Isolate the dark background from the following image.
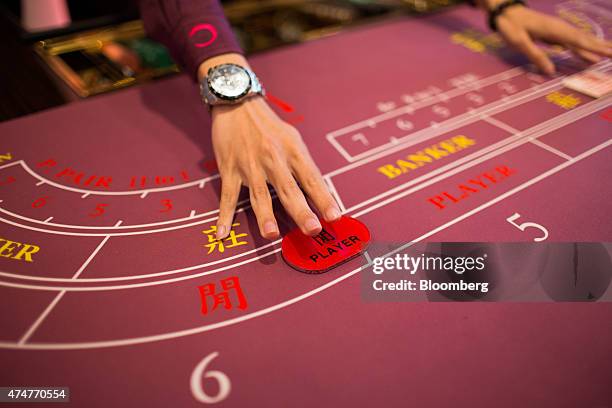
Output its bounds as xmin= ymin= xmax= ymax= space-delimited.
xmin=0 ymin=0 xmax=139 ymax=121
xmin=0 ymin=0 xmax=443 ymax=122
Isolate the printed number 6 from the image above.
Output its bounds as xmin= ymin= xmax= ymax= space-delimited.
xmin=506 ymin=213 xmax=549 ymax=242
xmin=190 ymin=352 xmax=231 ymax=404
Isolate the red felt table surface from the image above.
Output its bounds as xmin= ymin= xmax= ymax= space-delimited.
xmin=0 ymin=0 xmax=611 ymax=406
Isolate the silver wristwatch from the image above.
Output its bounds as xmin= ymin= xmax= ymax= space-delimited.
xmin=200 ymin=63 xmax=264 ymax=106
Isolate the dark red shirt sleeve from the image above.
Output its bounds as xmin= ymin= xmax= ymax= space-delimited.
xmin=139 ymin=0 xmax=243 ymax=81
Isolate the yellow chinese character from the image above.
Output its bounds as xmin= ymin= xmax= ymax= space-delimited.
xmin=203 ymin=223 xmax=248 ymax=254
xmin=546 ymin=91 xmax=581 ymax=110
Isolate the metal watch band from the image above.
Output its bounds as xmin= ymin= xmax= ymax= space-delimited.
xmin=488 ymin=0 xmax=527 ymax=31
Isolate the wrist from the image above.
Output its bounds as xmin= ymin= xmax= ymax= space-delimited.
xmin=199 ymin=55 xmax=264 ymax=111
xmin=486 ymin=0 xmax=527 ymax=31
xmin=210 ymin=94 xmax=267 ymax=118
xmin=475 ymin=0 xmax=505 ymax=11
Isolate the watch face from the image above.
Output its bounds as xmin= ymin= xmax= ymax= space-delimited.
xmin=208 ymin=64 xmax=251 ymax=100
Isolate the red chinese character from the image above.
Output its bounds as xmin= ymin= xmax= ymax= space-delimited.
xmin=197 ymin=276 xmax=248 ymax=315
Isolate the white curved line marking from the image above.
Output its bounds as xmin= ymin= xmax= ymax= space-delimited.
xmin=1 ymin=161 xmax=247 ymax=231
xmin=0 ymin=239 xmax=281 ymax=283
xmin=0 ymin=207 xmax=244 ymax=237
xmin=17 ymin=224 xmax=119 ymax=345
xmin=556 ymin=4 xmax=605 ymax=39
xmin=0 ymin=161 xmax=20 ymax=171
xmin=0 ymin=262 xmax=364 ymax=350
xmin=0 ymin=200 xmax=251 ymax=232
xmin=20 ymin=161 xmax=220 ymax=196
xmin=0 ymin=247 xmax=282 ymax=291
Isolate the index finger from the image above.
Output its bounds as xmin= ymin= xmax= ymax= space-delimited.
xmin=501 ymin=25 xmax=555 ymax=75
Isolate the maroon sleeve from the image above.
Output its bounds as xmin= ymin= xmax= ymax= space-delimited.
xmin=139 ymin=0 xmax=243 ymax=81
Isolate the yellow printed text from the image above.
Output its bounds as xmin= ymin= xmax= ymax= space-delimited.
xmin=450 ymin=30 xmax=503 ymax=54
xmin=546 ymin=91 xmax=582 ymax=110
xmin=0 ymin=237 xmax=40 ymax=262
xmin=0 ymin=153 xmax=13 ymax=163
xmin=377 ymin=135 xmax=477 ymax=180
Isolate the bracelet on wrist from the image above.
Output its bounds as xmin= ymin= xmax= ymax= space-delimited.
xmin=488 ymin=0 xmax=527 ymax=31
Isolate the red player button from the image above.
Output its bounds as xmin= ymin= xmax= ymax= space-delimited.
xmin=281 ymin=216 xmax=371 ymax=274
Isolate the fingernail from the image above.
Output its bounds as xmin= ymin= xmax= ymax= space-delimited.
xmin=325 ymin=207 xmax=341 ymax=221
xmin=216 ymin=225 xmax=228 ymax=240
xmin=305 ymin=217 xmax=322 ymax=234
xmin=263 ymin=221 xmax=278 ymax=236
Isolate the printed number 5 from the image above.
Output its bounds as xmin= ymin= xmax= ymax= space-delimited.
xmin=190 ymin=352 xmax=231 ymax=404
xmin=506 ymin=213 xmax=549 ymax=242
xmin=160 ymin=199 xmax=172 ymax=212
xmin=89 ymin=203 xmax=108 ymax=217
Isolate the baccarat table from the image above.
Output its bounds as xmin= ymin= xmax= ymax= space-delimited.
xmin=1 ymin=0 xmax=611 ymax=406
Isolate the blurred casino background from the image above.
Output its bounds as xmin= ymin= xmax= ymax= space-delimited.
xmin=0 ymin=0 xmax=457 ymax=121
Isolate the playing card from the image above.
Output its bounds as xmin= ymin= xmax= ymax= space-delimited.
xmin=562 ymin=70 xmax=612 ymax=98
